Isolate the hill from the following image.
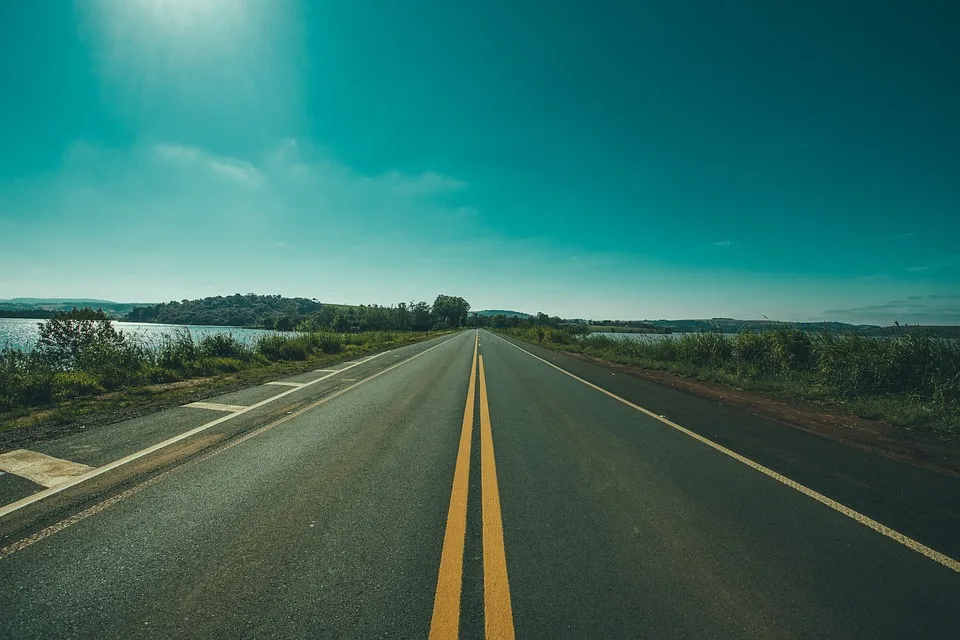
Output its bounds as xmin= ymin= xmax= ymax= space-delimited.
xmin=639 ymin=319 xmax=879 ymax=334
xmin=0 ymin=298 xmax=152 ymax=317
xmin=472 ymin=309 xmax=532 ymax=318
xmin=125 ymin=294 xmax=323 ymax=329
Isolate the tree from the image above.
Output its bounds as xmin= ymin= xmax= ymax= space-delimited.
xmin=410 ymin=301 xmax=432 ymax=331
xmin=432 ymin=295 xmax=471 ymax=328
xmin=37 ymin=308 xmax=126 ymax=370
xmin=331 ymin=311 xmax=351 ymax=332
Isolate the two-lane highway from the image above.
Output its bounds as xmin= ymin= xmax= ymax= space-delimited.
xmin=1 ymin=329 xmax=958 ymax=638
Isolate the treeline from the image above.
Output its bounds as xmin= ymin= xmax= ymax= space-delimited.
xmin=0 ymin=309 xmax=58 ymax=319
xmin=467 ymin=311 xmax=574 ymax=330
xmin=300 ymin=295 xmax=471 ymax=332
xmin=125 ymin=293 xmax=472 ymax=332
xmin=125 ymin=294 xmax=323 ymax=329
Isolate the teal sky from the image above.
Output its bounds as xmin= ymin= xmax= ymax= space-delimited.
xmin=2 ymin=1 xmax=958 ymax=324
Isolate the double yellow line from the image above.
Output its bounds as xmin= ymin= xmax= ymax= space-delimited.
xmin=429 ymin=332 xmax=516 ymax=639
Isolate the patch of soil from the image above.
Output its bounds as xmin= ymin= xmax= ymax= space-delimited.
xmin=575 ymin=353 xmax=960 ymax=477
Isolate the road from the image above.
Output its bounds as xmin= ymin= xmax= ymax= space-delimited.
xmin=0 ymin=329 xmax=958 ymax=638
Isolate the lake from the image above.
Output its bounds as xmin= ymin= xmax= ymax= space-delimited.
xmin=586 ymin=332 xmax=691 ymax=342
xmin=0 ymin=317 xmax=286 ymax=352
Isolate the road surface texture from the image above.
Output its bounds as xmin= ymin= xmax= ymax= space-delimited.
xmin=1 ymin=329 xmax=957 ymax=639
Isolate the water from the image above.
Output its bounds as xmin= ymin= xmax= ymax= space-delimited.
xmin=0 ymin=317 xmax=287 ymax=352
xmin=586 ymin=332 xmax=695 ymax=342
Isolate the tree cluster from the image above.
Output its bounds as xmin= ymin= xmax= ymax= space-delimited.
xmin=125 ymin=294 xmax=324 ymax=329
xmin=125 ymin=294 xmax=473 ymax=332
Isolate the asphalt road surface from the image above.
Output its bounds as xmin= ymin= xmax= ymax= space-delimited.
xmin=1 ymin=330 xmax=958 ymax=639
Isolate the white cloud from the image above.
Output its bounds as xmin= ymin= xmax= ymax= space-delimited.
xmin=209 ymin=159 xmax=264 ymax=186
xmin=713 ymin=240 xmax=733 ymax=247
xmin=155 ymin=143 xmax=202 ymax=162
xmin=377 ymin=170 xmax=467 ymax=195
xmin=155 ymin=143 xmax=264 ymax=186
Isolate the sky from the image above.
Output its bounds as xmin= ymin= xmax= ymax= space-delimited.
xmin=1 ymin=0 xmax=958 ymax=325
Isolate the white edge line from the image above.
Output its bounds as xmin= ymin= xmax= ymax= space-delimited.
xmin=0 ymin=334 xmax=469 ymax=559
xmin=490 ymin=332 xmax=960 ymax=574
xmin=0 ymin=336 xmax=459 ymax=519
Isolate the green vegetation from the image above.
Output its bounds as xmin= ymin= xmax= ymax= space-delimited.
xmin=125 ymin=294 xmax=324 ymax=328
xmin=124 ymin=293 xmax=473 ymax=332
xmin=0 ymin=298 xmax=150 ymax=318
xmin=472 ymin=309 xmax=532 ymax=318
xmin=501 ymin=326 xmax=960 ymax=438
xmin=0 ymin=308 xmax=450 ymax=422
xmin=587 ymin=324 xmax=667 ymax=334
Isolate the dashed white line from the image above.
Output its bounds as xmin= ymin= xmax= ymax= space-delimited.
xmin=0 ymin=450 xmax=95 ymax=488
xmin=0 ymin=340 xmax=451 ymax=519
xmin=266 ymin=381 xmax=306 ymax=387
xmin=184 ymin=402 xmax=248 ymax=412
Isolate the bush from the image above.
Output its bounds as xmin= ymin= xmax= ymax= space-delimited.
xmin=145 ymin=366 xmax=183 ymax=384
xmin=192 ymin=357 xmax=245 ymax=376
xmin=155 ymin=331 xmax=197 ymax=373
xmin=52 ymin=372 xmax=106 ymax=401
xmin=197 ymin=334 xmax=252 ymax=361
xmin=256 ymin=332 xmax=343 ymax=361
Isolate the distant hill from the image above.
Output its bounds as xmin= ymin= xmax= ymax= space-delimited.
xmin=639 ymin=319 xmax=879 ymax=334
xmin=0 ymin=297 xmax=123 ymax=305
xmin=125 ymin=294 xmax=324 ymax=329
xmin=472 ymin=309 xmax=532 ymax=318
xmin=860 ymin=325 xmax=960 ymax=338
xmin=0 ymin=298 xmax=153 ymax=318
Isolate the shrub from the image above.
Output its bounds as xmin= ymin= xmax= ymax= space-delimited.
xmin=52 ymin=372 xmax=106 ymax=401
xmin=197 ymin=334 xmax=252 ymax=361
xmin=36 ymin=309 xmax=127 ymax=371
xmin=192 ymin=357 xmax=245 ymax=376
xmin=155 ymin=331 xmax=197 ymax=373
xmin=145 ymin=366 xmax=183 ymax=384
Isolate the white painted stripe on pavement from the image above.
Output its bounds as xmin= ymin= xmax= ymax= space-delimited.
xmin=183 ymin=402 xmax=248 ymax=412
xmin=493 ymin=333 xmax=960 ymax=574
xmin=0 ymin=450 xmax=95 ymax=488
xmin=0 ymin=333 xmax=469 ymax=558
xmin=0 ymin=335 xmax=461 ymax=519
xmin=314 ymin=369 xmax=338 ymax=373
xmin=265 ymin=381 xmax=305 ymax=387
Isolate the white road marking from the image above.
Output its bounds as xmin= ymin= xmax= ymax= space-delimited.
xmin=183 ymin=402 xmax=248 ymax=412
xmin=0 ymin=335 xmax=462 ymax=519
xmin=266 ymin=381 xmax=305 ymax=387
xmin=493 ymin=333 xmax=960 ymax=574
xmin=314 ymin=369 xmax=338 ymax=373
xmin=0 ymin=333 xmax=469 ymax=558
xmin=0 ymin=450 xmax=95 ymax=488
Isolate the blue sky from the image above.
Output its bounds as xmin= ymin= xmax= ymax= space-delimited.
xmin=1 ymin=0 xmax=958 ymax=324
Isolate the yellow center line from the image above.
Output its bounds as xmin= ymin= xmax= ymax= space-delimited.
xmin=429 ymin=332 xmax=479 ymax=640
xmin=479 ymin=354 xmax=516 ymax=640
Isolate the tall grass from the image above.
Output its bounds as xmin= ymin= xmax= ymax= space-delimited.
xmin=504 ymin=327 xmax=960 ymax=436
xmin=0 ymin=321 xmax=432 ymax=414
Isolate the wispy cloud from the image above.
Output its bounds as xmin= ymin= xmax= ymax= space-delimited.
xmin=906 ymin=266 xmax=931 ymax=272
xmin=375 ymin=170 xmax=467 ymax=196
xmin=713 ymin=240 xmax=733 ymax=247
xmin=155 ymin=143 xmax=264 ymax=187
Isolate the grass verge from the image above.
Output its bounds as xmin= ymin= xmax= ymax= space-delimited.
xmin=498 ymin=327 xmax=959 ymax=442
xmin=1 ymin=327 xmax=450 ymax=445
